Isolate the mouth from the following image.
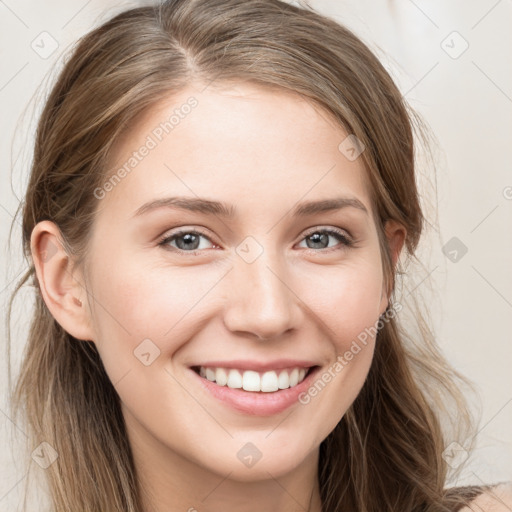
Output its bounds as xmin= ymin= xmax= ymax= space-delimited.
xmin=188 ymin=363 xmax=321 ymax=416
xmin=191 ymin=365 xmax=316 ymax=392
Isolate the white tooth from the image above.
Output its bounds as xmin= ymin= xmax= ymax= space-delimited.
xmin=289 ymin=368 xmax=299 ymax=387
xmin=205 ymin=367 xmax=216 ymax=382
xmin=260 ymin=371 xmax=279 ymax=392
xmin=215 ymin=368 xmax=228 ymax=386
xmin=201 ymin=366 xmax=306 ymax=390
xmin=227 ymin=369 xmax=243 ymax=389
xmin=278 ymin=370 xmax=290 ymax=389
xmin=242 ymin=370 xmax=260 ymax=391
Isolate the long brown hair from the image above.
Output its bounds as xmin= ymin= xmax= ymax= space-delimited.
xmin=7 ymin=0 xmax=481 ymax=510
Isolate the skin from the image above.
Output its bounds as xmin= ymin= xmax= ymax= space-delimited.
xmin=31 ymin=81 xmax=406 ymax=512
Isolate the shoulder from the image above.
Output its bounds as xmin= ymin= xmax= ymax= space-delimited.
xmin=458 ymin=482 xmax=512 ymax=512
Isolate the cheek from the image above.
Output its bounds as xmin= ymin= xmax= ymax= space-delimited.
xmin=86 ymin=254 xmax=229 ymax=373
xmin=294 ymin=253 xmax=385 ymax=349
xmin=292 ymin=255 xmax=384 ymax=421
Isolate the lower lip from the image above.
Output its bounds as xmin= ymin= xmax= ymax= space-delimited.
xmin=189 ymin=366 xmax=320 ymax=416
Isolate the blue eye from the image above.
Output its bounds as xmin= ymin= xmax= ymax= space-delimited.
xmin=298 ymin=228 xmax=353 ymax=251
xmin=158 ymin=229 xmax=214 ymax=254
xmin=157 ymin=227 xmax=353 ymax=255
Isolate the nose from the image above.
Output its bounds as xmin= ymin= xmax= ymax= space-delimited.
xmin=222 ymin=247 xmax=303 ymax=341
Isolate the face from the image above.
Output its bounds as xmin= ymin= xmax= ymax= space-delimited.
xmin=34 ymin=82 xmax=403 ymax=486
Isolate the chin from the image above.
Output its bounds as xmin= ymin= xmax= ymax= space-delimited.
xmin=194 ymin=437 xmax=316 ymax=482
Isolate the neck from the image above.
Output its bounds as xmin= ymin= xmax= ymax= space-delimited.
xmin=141 ymin=471 xmax=323 ymax=512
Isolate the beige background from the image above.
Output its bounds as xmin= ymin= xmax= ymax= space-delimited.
xmin=1 ymin=0 xmax=511 ymax=509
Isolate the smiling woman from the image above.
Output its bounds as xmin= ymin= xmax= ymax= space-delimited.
xmin=5 ymin=1 xmax=511 ymax=512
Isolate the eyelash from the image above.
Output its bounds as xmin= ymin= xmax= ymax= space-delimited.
xmin=157 ymin=227 xmax=354 ymax=256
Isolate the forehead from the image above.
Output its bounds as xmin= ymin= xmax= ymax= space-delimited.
xmin=99 ymin=81 xmax=374 ymax=221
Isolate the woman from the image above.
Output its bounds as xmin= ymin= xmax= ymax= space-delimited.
xmin=7 ymin=0 xmax=511 ymax=510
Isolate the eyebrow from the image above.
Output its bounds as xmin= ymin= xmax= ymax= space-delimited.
xmin=133 ymin=195 xmax=369 ymax=218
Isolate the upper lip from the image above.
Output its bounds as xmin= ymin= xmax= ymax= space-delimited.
xmin=190 ymin=359 xmax=319 ymax=372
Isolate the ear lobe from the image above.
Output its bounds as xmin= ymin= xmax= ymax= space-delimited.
xmin=30 ymin=220 xmax=95 ymax=342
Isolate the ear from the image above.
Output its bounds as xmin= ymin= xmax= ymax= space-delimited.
xmin=379 ymin=219 xmax=407 ymax=315
xmin=385 ymin=219 xmax=406 ymax=269
xmin=30 ymin=220 xmax=96 ymax=342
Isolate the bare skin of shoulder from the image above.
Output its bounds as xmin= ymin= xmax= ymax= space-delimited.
xmin=459 ymin=482 xmax=512 ymax=512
